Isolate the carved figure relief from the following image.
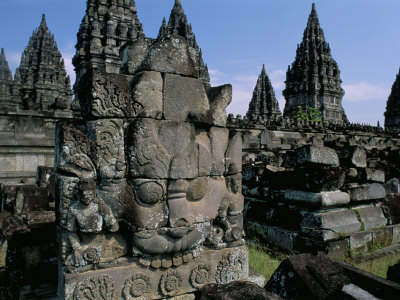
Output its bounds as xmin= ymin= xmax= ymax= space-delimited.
xmin=66 ymin=179 xmax=119 ymax=267
xmin=215 ymin=251 xmax=247 ymax=284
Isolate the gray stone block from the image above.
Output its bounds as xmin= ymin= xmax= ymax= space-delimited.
xmin=282 ymin=190 xmax=350 ymax=208
xmin=131 ymin=71 xmax=163 ymax=119
xmin=225 ymin=131 xmax=242 ymax=175
xmin=346 ymin=183 xmax=386 ymax=201
xmin=338 ymin=146 xmax=367 ymax=168
xmin=300 ymin=209 xmax=361 ymax=241
xmin=357 ymin=206 xmax=388 ymax=230
xmin=393 ymin=224 xmax=400 ymax=243
xmin=372 ymin=227 xmax=393 ymax=246
xmin=360 ymin=168 xmax=385 ymax=183
xmin=384 ymin=178 xmax=400 ymax=195
xmin=267 ymin=226 xmax=297 ymax=251
xmin=206 ymin=84 xmax=232 ymax=127
xmin=140 ymin=34 xmax=198 ymax=78
xmin=296 ymin=145 xmax=339 ymax=167
xmin=163 ymin=73 xmax=209 ymax=123
xmin=349 ymin=231 xmax=372 ymax=251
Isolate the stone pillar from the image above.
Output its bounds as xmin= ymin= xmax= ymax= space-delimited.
xmin=55 ymin=33 xmax=247 ymax=299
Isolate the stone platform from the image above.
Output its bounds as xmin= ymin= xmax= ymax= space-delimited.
xmin=61 ymin=246 xmax=248 ymax=299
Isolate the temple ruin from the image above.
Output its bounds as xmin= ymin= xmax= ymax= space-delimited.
xmin=55 ymin=0 xmax=246 ymax=299
xmin=1 ymin=1 xmax=400 ymax=299
xmin=283 ymin=4 xmax=347 ymax=123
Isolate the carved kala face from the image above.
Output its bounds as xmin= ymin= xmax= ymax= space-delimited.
xmin=128 ymin=118 xmax=235 ymax=256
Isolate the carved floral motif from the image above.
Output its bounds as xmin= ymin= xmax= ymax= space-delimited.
xmin=159 ymin=270 xmax=183 ymax=296
xmin=90 ymin=70 xmax=143 ymax=118
xmin=122 ymin=274 xmax=151 ymax=300
xmin=73 ymin=275 xmax=115 ymax=300
xmin=190 ymin=264 xmax=212 ymax=288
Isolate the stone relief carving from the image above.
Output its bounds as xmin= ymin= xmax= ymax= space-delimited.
xmin=57 ymin=1 xmax=246 ymax=297
xmin=66 ymin=179 xmax=119 ymax=267
xmin=81 ymin=70 xmax=143 ymax=118
xmin=190 ymin=264 xmax=212 ymax=288
xmin=215 ymin=251 xmax=247 ymax=284
xmin=122 ymin=274 xmax=151 ymax=300
xmin=87 ymin=119 xmax=126 ymax=179
xmin=73 ymin=275 xmax=116 ymax=300
xmin=159 ymin=270 xmax=183 ymax=297
xmin=56 ymin=123 xmax=97 ymax=179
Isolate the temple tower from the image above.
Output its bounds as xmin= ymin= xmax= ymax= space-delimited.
xmin=73 ymin=0 xmax=144 ymax=84
xmin=384 ymin=68 xmax=400 ymax=129
xmin=283 ymin=3 xmax=346 ymax=123
xmin=0 ymin=48 xmax=17 ymax=111
xmin=14 ymin=14 xmax=72 ymax=110
xmin=246 ymin=65 xmax=281 ymax=121
xmin=158 ymin=0 xmax=210 ymax=88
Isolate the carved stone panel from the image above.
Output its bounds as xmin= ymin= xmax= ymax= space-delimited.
xmin=87 ymin=119 xmax=126 ymax=179
xmin=55 ymin=123 xmax=97 ymax=179
xmin=131 ymin=71 xmax=163 ymax=119
xmin=128 ymin=119 xmax=199 ymax=179
xmin=78 ymin=70 xmax=143 ymax=118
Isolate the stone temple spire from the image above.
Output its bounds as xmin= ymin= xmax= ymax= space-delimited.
xmin=15 ymin=14 xmax=72 ymax=110
xmin=246 ymin=65 xmax=281 ymax=121
xmin=73 ymin=0 xmax=144 ymax=84
xmin=158 ymin=0 xmax=210 ymax=88
xmin=384 ymin=68 xmax=400 ymax=129
xmin=0 ymin=48 xmax=17 ymax=111
xmin=283 ymin=3 xmax=346 ymax=123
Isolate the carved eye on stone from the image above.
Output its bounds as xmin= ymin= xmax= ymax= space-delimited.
xmin=133 ymin=102 xmax=144 ymax=114
xmin=136 ymin=182 xmax=164 ymax=205
xmin=186 ymin=178 xmax=208 ymax=202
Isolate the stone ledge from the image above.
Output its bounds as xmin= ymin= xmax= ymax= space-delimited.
xmin=61 ymin=246 xmax=249 ymax=300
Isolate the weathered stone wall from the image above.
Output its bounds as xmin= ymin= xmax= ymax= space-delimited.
xmin=234 ymin=117 xmax=400 ymax=255
xmin=0 ymin=111 xmax=73 ymax=183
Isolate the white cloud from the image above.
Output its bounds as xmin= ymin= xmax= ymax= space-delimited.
xmin=270 ymin=69 xmax=285 ymax=90
xmin=228 ymin=88 xmax=252 ymax=116
xmin=60 ymin=51 xmax=75 ymax=87
xmin=342 ymin=81 xmax=389 ymax=102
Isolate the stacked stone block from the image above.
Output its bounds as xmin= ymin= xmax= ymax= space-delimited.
xmin=56 ymin=26 xmax=247 ymax=299
xmin=244 ymin=142 xmax=400 ymax=256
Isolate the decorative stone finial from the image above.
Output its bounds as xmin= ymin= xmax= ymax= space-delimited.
xmin=1 ymin=48 xmax=4 ymax=56
xmin=41 ymin=13 xmax=46 ymax=24
xmin=312 ymin=3 xmax=316 ymax=11
xmin=175 ymin=0 xmax=182 ymax=6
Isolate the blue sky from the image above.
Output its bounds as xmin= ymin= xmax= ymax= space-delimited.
xmin=1 ymin=0 xmax=400 ymax=125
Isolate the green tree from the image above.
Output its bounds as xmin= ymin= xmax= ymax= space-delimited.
xmin=293 ymin=106 xmax=323 ymax=122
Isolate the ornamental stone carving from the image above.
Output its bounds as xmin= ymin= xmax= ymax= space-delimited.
xmin=122 ymin=274 xmax=151 ymax=300
xmin=57 ymin=0 xmax=247 ymax=298
xmin=190 ymin=264 xmax=212 ymax=288
xmin=160 ymin=270 xmax=183 ymax=296
xmin=73 ymin=275 xmax=115 ymax=300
